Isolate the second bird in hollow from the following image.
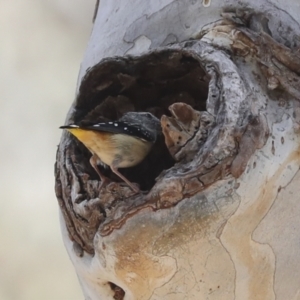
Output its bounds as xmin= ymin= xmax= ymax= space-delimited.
xmin=60 ymin=112 xmax=161 ymax=193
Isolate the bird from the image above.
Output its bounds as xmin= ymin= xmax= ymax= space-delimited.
xmin=60 ymin=112 xmax=161 ymax=193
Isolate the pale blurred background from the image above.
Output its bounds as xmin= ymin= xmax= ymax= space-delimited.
xmin=0 ymin=1 xmax=95 ymax=299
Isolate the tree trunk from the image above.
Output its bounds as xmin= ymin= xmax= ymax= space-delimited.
xmin=55 ymin=1 xmax=300 ymax=299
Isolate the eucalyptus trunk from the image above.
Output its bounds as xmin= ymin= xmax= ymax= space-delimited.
xmin=55 ymin=1 xmax=300 ymax=299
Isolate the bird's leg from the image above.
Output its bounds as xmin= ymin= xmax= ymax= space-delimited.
xmin=89 ymin=154 xmax=110 ymax=190
xmin=110 ymin=164 xmax=140 ymax=193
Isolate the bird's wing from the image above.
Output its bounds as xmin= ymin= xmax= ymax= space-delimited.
xmin=61 ymin=122 xmax=154 ymax=142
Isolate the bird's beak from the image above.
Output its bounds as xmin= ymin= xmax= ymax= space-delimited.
xmin=59 ymin=125 xmax=82 ymax=137
xmin=59 ymin=125 xmax=79 ymax=129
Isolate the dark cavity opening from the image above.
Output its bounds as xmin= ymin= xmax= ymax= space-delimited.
xmin=108 ymin=282 xmax=125 ymax=300
xmin=70 ymin=49 xmax=209 ymax=191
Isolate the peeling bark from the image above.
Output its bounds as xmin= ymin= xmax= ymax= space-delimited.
xmin=55 ymin=1 xmax=300 ymax=299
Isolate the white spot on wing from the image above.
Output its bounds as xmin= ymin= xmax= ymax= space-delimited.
xmin=114 ymin=123 xmax=118 ymax=126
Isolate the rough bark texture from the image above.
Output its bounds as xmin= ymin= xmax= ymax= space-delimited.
xmin=55 ymin=1 xmax=300 ymax=299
